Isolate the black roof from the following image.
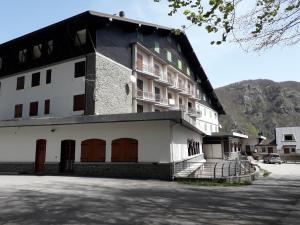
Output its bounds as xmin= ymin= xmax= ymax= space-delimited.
xmin=0 ymin=10 xmax=225 ymax=114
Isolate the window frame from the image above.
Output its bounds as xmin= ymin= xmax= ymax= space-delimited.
xmin=44 ymin=99 xmax=50 ymax=115
xmin=74 ymin=61 xmax=86 ymax=78
xmin=14 ymin=104 xmax=23 ymax=118
xmin=29 ymin=101 xmax=39 ymax=117
xmin=16 ymin=76 xmax=25 ymax=90
xmin=31 ymin=72 xmax=41 ymax=87
xmin=73 ymin=94 xmax=85 ymax=111
xmin=46 ymin=69 xmax=52 ymax=84
xmin=154 ymin=41 xmax=160 ymax=53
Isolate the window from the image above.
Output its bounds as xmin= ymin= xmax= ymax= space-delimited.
xmin=31 ymin=72 xmax=40 ymax=87
xmin=187 ymin=67 xmax=190 ymax=76
xmin=47 ymin=40 xmax=53 ymax=55
xmin=167 ymin=51 xmax=172 ymax=62
xmin=19 ymin=49 xmax=27 ymax=63
xmin=291 ymin=148 xmax=296 ymax=153
xmin=29 ymin=101 xmax=39 ymax=117
xmin=137 ymin=32 xmax=143 ymax=42
xmin=136 ymin=53 xmax=143 ymax=70
xmin=154 ymin=64 xmax=160 ymax=76
xmin=33 ymin=44 xmax=42 ymax=59
xmin=167 ymin=36 xmax=172 ymax=43
xmin=16 ymin=76 xmax=25 ymax=90
xmin=44 ymin=99 xmax=50 ymax=115
xmin=262 ymin=147 xmax=266 ymax=153
xmin=177 ymin=59 xmax=182 ymax=70
xmin=73 ymin=94 xmax=85 ymax=111
xmin=0 ymin=57 xmax=2 ymax=70
xmin=14 ymin=104 xmax=23 ymax=118
xmin=203 ymin=94 xmax=207 ymax=101
xmin=46 ymin=70 xmax=52 ymax=84
xmin=154 ymin=41 xmax=160 ymax=53
xmin=137 ymin=104 xmax=143 ymax=113
xmin=75 ymin=29 xmax=87 ymax=46
xmin=284 ymin=134 xmax=295 ymax=141
xmin=177 ymin=44 xmax=181 ymax=52
xmin=74 ymin=61 xmax=86 ymax=78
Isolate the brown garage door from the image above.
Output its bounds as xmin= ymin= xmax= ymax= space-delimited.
xmin=111 ymin=138 xmax=138 ymax=162
xmin=81 ymin=139 xmax=106 ymax=162
xmin=35 ymin=139 xmax=46 ymax=173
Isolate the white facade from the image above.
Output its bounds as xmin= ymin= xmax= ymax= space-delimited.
xmin=0 ymin=120 xmax=202 ymax=163
xmin=0 ymin=57 xmax=86 ymax=120
xmin=276 ymin=127 xmax=300 ymax=154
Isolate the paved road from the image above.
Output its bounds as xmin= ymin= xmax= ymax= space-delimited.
xmin=0 ymin=164 xmax=299 ymax=225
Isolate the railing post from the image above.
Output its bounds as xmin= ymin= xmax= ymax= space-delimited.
xmin=228 ymin=162 xmax=231 ymax=177
xmin=221 ymin=163 xmax=225 ymax=178
xmin=235 ymin=162 xmax=237 ymax=176
xmin=214 ymin=163 xmax=218 ymax=179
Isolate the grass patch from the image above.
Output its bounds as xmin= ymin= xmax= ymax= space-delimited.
xmin=178 ymin=179 xmax=251 ymax=187
xmin=262 ymin=170 xmax=271 ymax=177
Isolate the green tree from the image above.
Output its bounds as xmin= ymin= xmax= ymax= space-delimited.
xmin=154 ymin=0 xmax=300 ymax=50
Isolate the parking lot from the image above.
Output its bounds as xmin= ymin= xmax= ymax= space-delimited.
xmin=0 ymin=163 xmax=299 ymax=225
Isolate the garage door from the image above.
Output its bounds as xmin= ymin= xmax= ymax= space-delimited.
xmin=81 ymin=139 xmax=106 ymax=162
xmin=111 ymin=138 xmax=138 ymax=162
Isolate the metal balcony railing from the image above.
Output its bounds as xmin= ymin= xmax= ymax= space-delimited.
xmin=136 ymin=62 xmax=154 ymax=74
xmin=155 ymin=94 xmax=169 ymax=105
xmin=136 ymin=90 xmax=155 ymax=101
xmin=179 ymin=104 xmax=186 ymax=112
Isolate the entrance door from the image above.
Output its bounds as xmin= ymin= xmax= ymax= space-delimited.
xmin=35 ymin=139 xmax=46 ymax=173
xmin=155 ymin=87 xmax=160 ymax=102
xmin=60 ymin=140 xmax=75 ymax=173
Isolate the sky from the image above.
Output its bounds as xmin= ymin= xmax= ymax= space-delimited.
xmin=0 ymin=0 xmax=299 ymax=88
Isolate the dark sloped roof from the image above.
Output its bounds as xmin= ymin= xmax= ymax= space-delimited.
xmin=0 ymin=10 xmax=225 ymax=114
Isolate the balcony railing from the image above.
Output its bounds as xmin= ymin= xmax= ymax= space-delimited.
xmin=187 ymin=107 xmax=202 ymax=117
xmin=179 ymin=104 xmax=186 ymax=112
xmin=155 ymin=94 xmax=169 ymax=105
xmin=136 ymin=62 xmax=154 ymax=75
xmin=136 ymin=90 xmax=155 ymax=101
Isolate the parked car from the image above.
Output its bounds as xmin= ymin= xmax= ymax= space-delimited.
xmin=263 ymin=153 xmax=282 ymax=164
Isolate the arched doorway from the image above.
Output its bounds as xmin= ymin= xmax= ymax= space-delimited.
xmin=81 ymin=139 xmax=106 ymax=162
xmin=35 ymin=139 xmax=46 ymax=173
xmin=111 ymin=138 xmax=138 ymax=162
xmin=60 ymin=140 xmax=75 ymax=173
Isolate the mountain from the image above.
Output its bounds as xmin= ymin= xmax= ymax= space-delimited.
xmin=215 ymin=79 xmax=300 ymax=139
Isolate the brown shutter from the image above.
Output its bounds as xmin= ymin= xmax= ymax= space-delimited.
xmin=73 ymin=94 xmax=85 ymax=111
xmin=44 ymin=99 xmax=50 ymax=115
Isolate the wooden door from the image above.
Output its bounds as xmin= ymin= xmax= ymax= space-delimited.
xmin=35 ymin=139 xmax=46 ymax=173
xmin=81 ymin=139 xmax=106 ymax=162
xmin=111 ymin=138 xmax=138 ymax=162
xmin=284 ymin=148 xmax=290 ymax=154
xmin=60 ymin=140 xmax=75 ymax=173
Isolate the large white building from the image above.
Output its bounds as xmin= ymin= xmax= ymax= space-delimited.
xmin=0 ymin=11 xmax=225 ymax=180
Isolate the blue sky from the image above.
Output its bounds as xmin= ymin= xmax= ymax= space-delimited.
xmin=0 ymin=0 xmax=299 ymax=88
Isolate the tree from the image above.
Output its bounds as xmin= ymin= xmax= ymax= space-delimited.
xmin=154 ymin=0 xmax=300 ymax=50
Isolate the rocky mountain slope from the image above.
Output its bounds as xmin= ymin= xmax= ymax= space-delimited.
xmin=215 ymin=79 xmax=300 ymax=139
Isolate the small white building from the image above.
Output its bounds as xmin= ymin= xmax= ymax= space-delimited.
xmin=276 ymin=127 xmax=300 ymax=155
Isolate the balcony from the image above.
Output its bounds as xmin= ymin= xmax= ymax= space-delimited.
xmin=136 ymin=90 xmax=155 ymax=103
xmin=187 ymin=107 xmax=202 ymax=118
xmin=155 ymin=73 xmax=171 ymax=86
xmin=168 ymin=78 xmax=182 ymax=92
xmin=179 ymin=104 xmax=186 ymax=112
xmin=154 ymin=94 xmax=170 ymax=108
xmin=136 ymin=62 xmax=159 ymax=79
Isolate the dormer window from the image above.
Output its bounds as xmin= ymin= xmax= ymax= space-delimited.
xmin=33 ymin=44 xmax=42 ymax=59
xmin=137 ymin=32 xmax=143 ymax=42
xmin=284 ymin=134 xmax=295 ymax=141
xmin=47 ymin=40 xmax=53 ymax=55
xmin=167 ymin=51 xmax=172 ymax=62
xmin=19 ymin=49 xmax=27 ymax=63
xmin=154 ymin=41 xmax=160 ymax=53
xmin=177 ymin=59 xmax=182 ymax=70
xmin=75 ymin=29 xmax=87 ymax=46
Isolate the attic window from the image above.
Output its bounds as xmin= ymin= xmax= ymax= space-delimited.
xmin=284 ymin=134 xmax=295 ymax=141
xmin=137 ymin=32 xmax=143 ymax=42
xmin=47 ymin=40 xmax=53 ymax=55
xmin=33 ymin=44 xmax=42 ymax=59
xmin=177 ymin=59 xmax=182 ymax=70
xmin=187 ymin=67 xmax=190 ymax=76
xmin=167 ymin=51 xmax=172 ymax=62
xmin=19 ymin=49 xmax=27 ymax=63
xmin=154 ymin=41 xmax=160 ymax=53
xmin=177 ymin=44 xmax=181 ymax=52
xmin=75 ymin=29 xmax=87 ymax=46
